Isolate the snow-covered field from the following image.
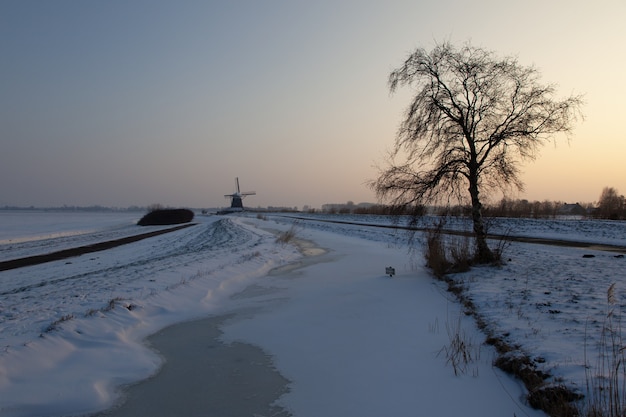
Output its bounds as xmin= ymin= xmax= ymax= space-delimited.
xmin=0 ymin=210 xmax=625 ymax=416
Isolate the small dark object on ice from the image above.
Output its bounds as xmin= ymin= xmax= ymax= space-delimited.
xmin=615 ymin=254 xmax=625 ymax=258
xmin=582 ymin=254 xmax=595 ymax=258
xmin=385 ymin=266 xmax=395 ymax=277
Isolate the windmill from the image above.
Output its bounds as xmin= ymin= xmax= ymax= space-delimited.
xmin=224 ymin=177 xmax=256 ymax=211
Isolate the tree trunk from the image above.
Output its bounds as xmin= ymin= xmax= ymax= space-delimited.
xmin=468 ymin=173 xmax=494 ymax=263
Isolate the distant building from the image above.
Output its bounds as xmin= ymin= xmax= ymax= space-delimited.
xmin=558 ymin=203 xmax=587 ymax=216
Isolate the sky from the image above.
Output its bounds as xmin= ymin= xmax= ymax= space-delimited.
xmin=1 ymin=0 xmax=624 ymax=209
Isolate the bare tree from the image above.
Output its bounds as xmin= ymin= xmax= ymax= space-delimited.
xmin=372 ymin=41 xmax=583 ymax=263
xmin=597 ymin=187 xmax=625 ymax=220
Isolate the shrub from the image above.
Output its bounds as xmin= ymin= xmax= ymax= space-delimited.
xmin=138 ymin=208 xmax=194 ymax=226
xmin=425 ymin=225 xmax=451 ymax=278
xmin=424 ymin=219 xmax=475 ymax=278
xmin=448 ymin=235 xmax=473 ymax=273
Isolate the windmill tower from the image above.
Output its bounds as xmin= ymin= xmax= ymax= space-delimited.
xmin=224 ymin=177 xmax=256 ymax=211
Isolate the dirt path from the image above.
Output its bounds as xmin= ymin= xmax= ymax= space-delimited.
xmin=0 ymin=223 xmax=197 ymax=272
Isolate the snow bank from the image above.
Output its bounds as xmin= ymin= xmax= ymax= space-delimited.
xmin=1 ymin=210 xmax=623 ymax=416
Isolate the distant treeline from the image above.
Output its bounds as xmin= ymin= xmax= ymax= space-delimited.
xmin=1 ymin=205 xmax=146 ymax=212
xmin=483 ymin=199 xmax=590 ymax=219
xmin=317 ymin=190 xmax=626 ymax=221
xmin=483 ymin=187 xmax=626 ymax=220
xmin=317 ymin=204 xmax=422 ymax=216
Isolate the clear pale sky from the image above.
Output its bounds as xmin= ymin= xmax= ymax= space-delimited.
xmin=1 ymin=1 xmax=624 ymax=209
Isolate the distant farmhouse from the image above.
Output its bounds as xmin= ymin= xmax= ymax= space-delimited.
xmin=558 ymin=203 xmax=587 ymax=216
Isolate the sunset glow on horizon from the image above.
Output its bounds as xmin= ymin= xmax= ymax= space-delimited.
xmin=1 ymin=1 xmax=624 ymax=209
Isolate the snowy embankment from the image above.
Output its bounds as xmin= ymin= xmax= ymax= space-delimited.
xmin=0 ymin=210 xmax=624 ymax=416
xmin=0 ymin=212 xmax=301 ymax=416
xmin=276 ymin=214 xmax=626 ymax=405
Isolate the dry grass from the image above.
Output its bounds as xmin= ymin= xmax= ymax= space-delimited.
xmin=438 ymin=314 xmax=480 ymax=376
xmin=581 ymin=283 xmax=626 ymax=417
xmin=424 ymin=220 xmax=474 ymax=278
xmin=276 ymin=223 xmax=300 ymax=245
xmin=44 ymin=314 xmax=75 ymax=333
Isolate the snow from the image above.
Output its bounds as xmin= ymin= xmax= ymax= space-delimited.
xmin=0 ymin=210 xmax=625 ymax=416
xmin=0 ymin=211 xmax=142 ymax=246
